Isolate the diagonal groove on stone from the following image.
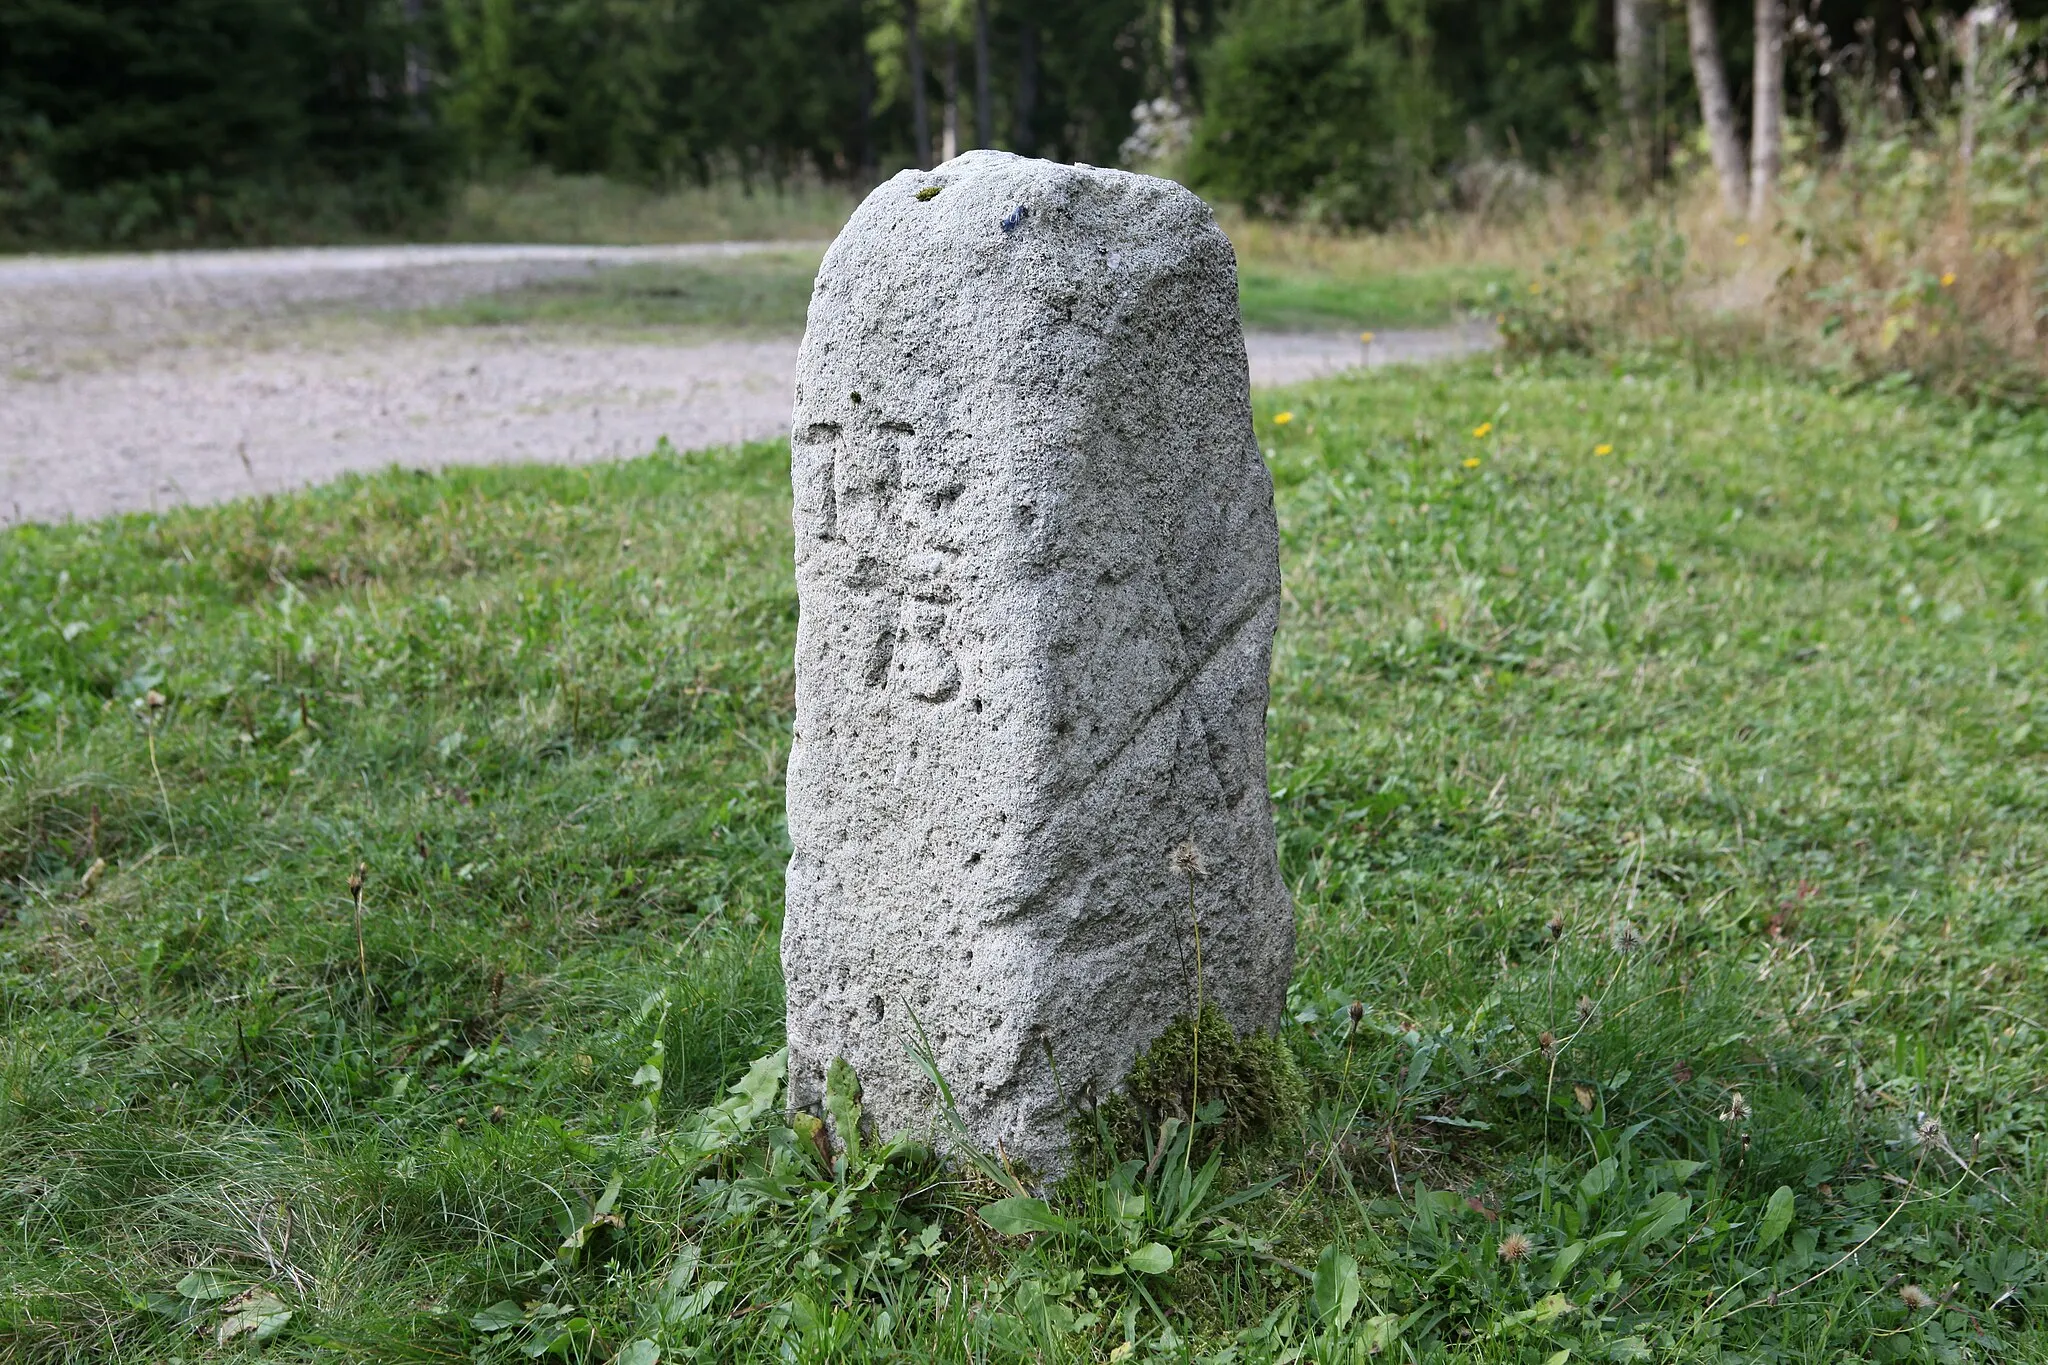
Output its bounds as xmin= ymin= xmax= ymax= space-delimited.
xmin=1061 ymin=581 xmax=1279 ymax=809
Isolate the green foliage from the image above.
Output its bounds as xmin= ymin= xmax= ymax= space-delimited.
xmin=1484 ymin=216 xmax=1688 ymax=361
xmin=1237 ymin=261 xmax=1506 ymax=330
xmin=443 ymin=171 xmax=858 ymax=245
xmin=1186 ymin=0 xmax=1610 ymax=225
xmin=1774 ymin=18 xmax=2048 ymax=404
xmin=5 ymin=355 xmax=2048 ymax=1357
xmin=1421 ymin=0 xmax=1606 ymax=169
xmin=1014 ymin=0 xmax=1156 ymax=166
xmin=397 ymin=251 xmax=825 ymax=334
xmin=1186 ymin=0 xmax=1446 ymax=228
xmin=0 ymin=0 xmax=449 ymax=246
xmin=0 ymin=0 xmax=1167 ymax=247
xmin=1477 ymin=21 xmax=2048 ymax=405
xmin=440 ymin=0 xmax=868 ymax=184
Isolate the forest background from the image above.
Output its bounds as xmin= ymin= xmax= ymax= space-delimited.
xmin=0 ymin=0 xmax=2038 ymax=246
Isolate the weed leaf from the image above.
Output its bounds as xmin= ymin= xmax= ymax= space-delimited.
xmin=1313 ymin=1245 xmax=1360 ymax=1329
xmin=1125 ymin=1242 xmax=1174 ymax=1275
xmin=176 ymin=1270 xmax=235 ymax=1301
xmin=470 ymin=1300 xmax=524 ymax=1333
xmin=1630 ymin=1192 xmax=1692 ymax=1248
xmin=675 ymin=1047 xmax=786 ymax=1159
xmin=823 ymin=1055 xmax=863 ymax=1167
xmin=979 ymin=1196 xmax=1074 ymax=1237
xmin=1549 ymin=1240 xmax=1587 ymax=1290
xmin=1756 ymin=1185 xmax=1796 ymax=1250
xmin=215 ymin=1290 xmax=292 ymax=1345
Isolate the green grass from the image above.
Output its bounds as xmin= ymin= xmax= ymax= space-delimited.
xmin=1236 ymin=263 xmax=1506 ymax=331
xmin=3 ymin=359 xmax=2046 ymax=1362
xmin=444 ymin=172 xmax=859 ymax=247
xmin=402 ymin=251 xmax=825 ymax=336
xmin=390 ymin=250 xmax=1490 ymax=337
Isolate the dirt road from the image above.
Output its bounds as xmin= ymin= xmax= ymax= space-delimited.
xmin=0 ymin=243 xmax=1494 ymax=525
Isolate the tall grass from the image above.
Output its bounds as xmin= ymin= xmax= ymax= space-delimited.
xmin=1770 ymin=21 xmax=2048 ymax=401
xmin=444 ymin=171 xmax=859 ymax=245
xmin=1219 ymin=17 xmax=2044 ymax=402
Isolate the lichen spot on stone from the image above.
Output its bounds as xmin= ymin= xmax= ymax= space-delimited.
xmin=915 ymin=185 xmax=943 ymax=202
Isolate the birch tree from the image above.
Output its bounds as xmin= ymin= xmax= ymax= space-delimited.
xmin=1614 ymin=0 xmax=1655 ymax=191
xmin=903 ymin=0 xmax=930 ymax=167
xmin=1684 ymin=0 xmax=1747 ymax=218
xmin=1749 ymin=0 xmax=1785 ymax=222
xmin=973 ymin=0 xmax=992 ymax=148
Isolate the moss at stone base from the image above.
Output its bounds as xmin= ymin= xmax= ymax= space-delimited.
xmin=1074 ymin=1003 xmax=1308 ymax=1168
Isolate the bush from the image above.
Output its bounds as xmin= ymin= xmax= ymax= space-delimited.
xmin=1772 ymin=22 xmax=2048 ymax=403
xmin=1486 ymin=21 xmax=2048 ymax=407
xmin=1184 ymin=0 xmax=1445 ymax=229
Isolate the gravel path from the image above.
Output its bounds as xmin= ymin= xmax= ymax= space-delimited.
xmin=1 ymin=243 xmax=1494 ymax=526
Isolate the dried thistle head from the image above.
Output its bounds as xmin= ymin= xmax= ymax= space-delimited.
xmin=1899 ymin=1284 xmax=1935 ymax=1312
xmin=1497 ymin=1232 xmax=1533 ymax=1263
xmin=143 ymin=689 xmax=167 ymax=712
xmin=1168 ymin=839 xmax=1209 ymax=881
xmin=348 ymin=861 xmax=367 ymax=900
xmin=1576 ymin=994 xmax=1597 ymax=1026
xmin=1545 ymin=914 xmax=1565 ymax=940
xmin=1538 ymin=1030 xmax=1556 ymax=1057
xmin=1347 ymin=1000 xmax=1364 ymax=1027
xmin=1724 ymin=1090 xmax=1752 ymax=1123
xmin=1912 ymin=1112 xmax=1944 ymax=1147
xmin=1609 ymin=919 xmax=1644 ymax=955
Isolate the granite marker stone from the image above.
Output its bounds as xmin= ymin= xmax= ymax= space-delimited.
xmin=783 ymin=150 xmax=1293 ymax=1174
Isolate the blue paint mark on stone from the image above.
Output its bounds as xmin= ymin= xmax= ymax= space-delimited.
xmin=1001 ymin=204 xmax=1029 ymax=235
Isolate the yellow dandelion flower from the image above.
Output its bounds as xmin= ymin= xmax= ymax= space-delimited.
xmin=1527 ymin=280 xmax=1543 ymax=295
xmin=1940 ymin=271 xmax=1956 ymax=288
xmin=1273 ymin=411 xmax=1294 ymax=425
xmin=1594 ymin=443 xmax=1613 ymax=456
xmin=1471 ymin=422 xmax=1493 ymax=438
xmin=1359 ymin=331 xmax=1375 ymax=344
xmin=1735 ymin=233 xmax=1751 ymax=247
xmin=1463 ymin=457 xmax=1482 ymax=469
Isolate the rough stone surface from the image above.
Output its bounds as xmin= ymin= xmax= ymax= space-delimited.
xmin=782 ymin=151 xmax=1293 ymax=1174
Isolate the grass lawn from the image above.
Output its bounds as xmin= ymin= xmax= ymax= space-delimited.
xmin=1235 ymin=263 xmax=1503 ymax=331
xmin=402 ymin=252 xmax=825 ymax=336
xmin=391 ymin=250 xmax=1494 ymax=337
xmin=3 ymin=356 xmax=2046 ymax=1362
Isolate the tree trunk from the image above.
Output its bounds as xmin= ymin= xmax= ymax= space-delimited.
xmin=973 ymin=0 xmax=992 ymax=149
xmin=1615 ymin=0 xmax=1653 ymax=190
xmin=1957 ymin=5 xmax=2003 ymax=167
xmin=904 ymin=0 xmax=930 ymax=168
xmin=1749 ymin=0 xmax=1784 ymax=223
xmin=854 ymin=0 xmax=876 ymax=181
xmin=401 ymin=0 xmax=427 ymax=104
xmin=1168 ymin=0 xmax=1193 ymax=108
xmin=941 ymin=31 xmax=959 ymax=162
xmin=1684 ymin=0 xmax=1746 ymax=218
xmin=1015 ymin=22 xmax=1039 ymax=158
